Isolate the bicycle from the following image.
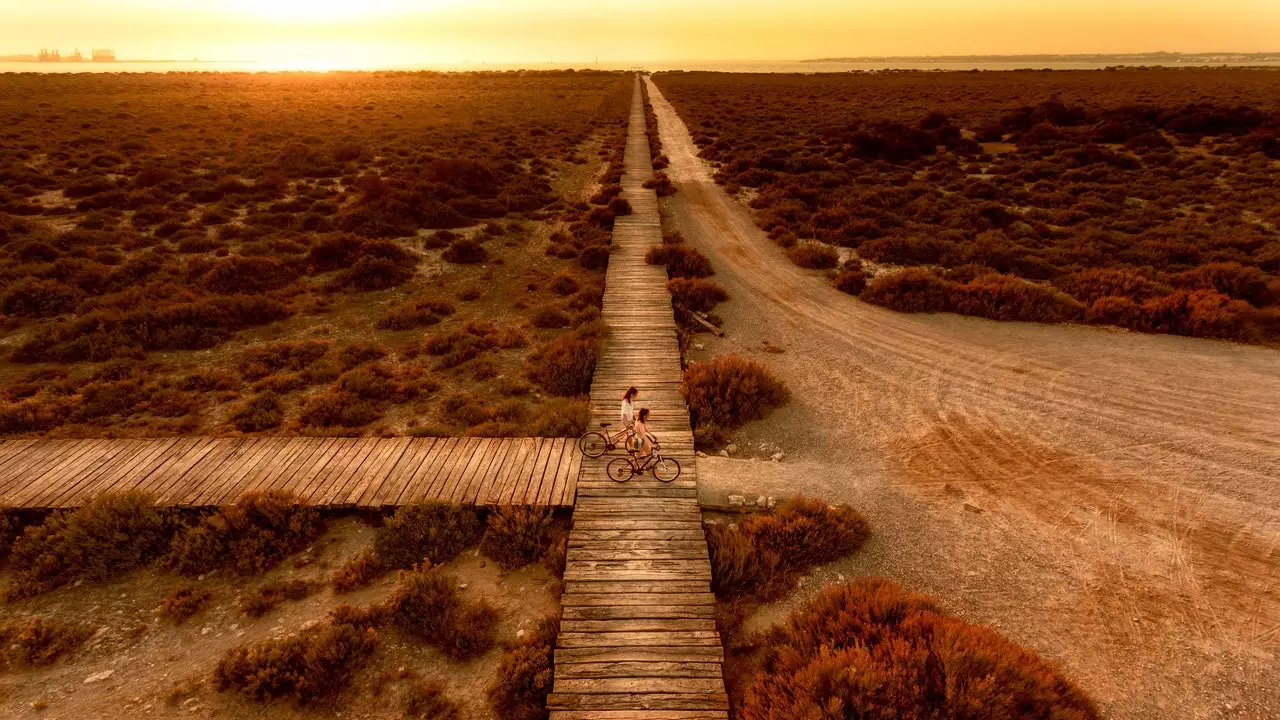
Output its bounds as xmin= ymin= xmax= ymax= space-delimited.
xmin=578 ymin=422 xmax=635 ymax=458
xmin=607 ymin=443 xmax=682 ymax=483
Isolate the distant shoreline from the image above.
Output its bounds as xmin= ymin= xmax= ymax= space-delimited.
xmin=803 ymin=52 xmax=1280 ymax=64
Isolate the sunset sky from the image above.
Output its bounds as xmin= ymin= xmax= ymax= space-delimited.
xmin=3 ymin=0 xmax=1278 ymax=68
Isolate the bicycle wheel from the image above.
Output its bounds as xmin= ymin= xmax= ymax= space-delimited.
xmin=578 ymin=432 xmax=608 ymax=458
xmin=607 ymin=457 xmax=634 ymax=483
xmin=653 ymin=457 xmax=682 ymax=483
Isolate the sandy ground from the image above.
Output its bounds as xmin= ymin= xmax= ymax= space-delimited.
xmin=0 ymin=516 xmax=560 ymax=719
xmin=644 ymin=77 xmax=1280 ymax=720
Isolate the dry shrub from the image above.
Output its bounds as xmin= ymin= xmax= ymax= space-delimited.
xmin=527 ymin=325 xmax=602 ymax=396
xmin=786 ymin=243 xmax=840 ymax=269
xmin=669 ymin=277 xmax=729 ymax=313
xmin=374 ymin=502 xmax=486 ymax=571
xmin=737 ymin=579 xmax=1100 ymax=720
xmin=161 ymin=585 xmax=213 ymax=624
xmin=489 ymin=615 xmax=559 ymax=720
xmin=645 ymin=243 xmax=714 ymax=278
xmin=331 ymin=547 xmax=386 ymax=593
xmin=707 ymin=497 xmax=868 ymax=601
xmin=480 ymin=507 xmax=552 ymax=570
xmin=214 ymin=620 xmax=378 ymax=705
xmin=1 ymin=509 xmax=24 ymax=560
xmin=860 ymin=268 xmax=956 ymax=313
xmin=238 ymin=579 xmax=319 ymax=617
xmin=237 ymin=341 xmax=330 ymax=381
xmin=527 ymin=397 xmax=590 ymax=437
xmin=951 ymin=273 xmax=1086 ymax=323
xmin=834 ymin=268 xmax=867 ymax=295
xmin=167 ymin=491 xmax=321 ymax=576
xmin=386 ymin=567 xmax=499 ymax=660
xmin=442 ymin=238 xmax=488 ymax=264
xmin=6 ymin=491 xmax=175 ymax=598
xmin=299 ymin=390 xmax=382 ymax=428
xmin=681 ymin=355 xmax=788 ymax=432
xmin=405 ymin=681 xmax=462 ymax=719
xmin=228 ymin=392 xmax=283 ymax=432
xmin=0 ymin=617 xmax=91 ymax=668
xmin=376 ymin=298 xmax=456 ymax=330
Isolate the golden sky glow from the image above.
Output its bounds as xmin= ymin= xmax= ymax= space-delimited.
xmin=3 ymin=0 xmax=1278 ymax=67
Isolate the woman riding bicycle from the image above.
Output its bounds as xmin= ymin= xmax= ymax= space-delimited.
xmin=631 ymin=407 xmax=658 ymax=460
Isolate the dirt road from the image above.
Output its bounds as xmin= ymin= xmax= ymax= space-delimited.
xmin=644 ymin=76 xmax=1280 ymax=720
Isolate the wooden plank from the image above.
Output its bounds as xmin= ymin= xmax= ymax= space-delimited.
xmin=420 ymin=437 xmax=467 ymax=501
xmin=546 ymin=693 xmax=728 ymax=711
xmin=518 ymin=438 xmax=554 ymax=505
xmin=553 ymin=678 xmax=725 ymax=695
xmin=550 ymin=711 xmax=727 ymax=720
xmin=42 ymin=440 xmax=142 ymax=507
xmin=344 ymin=438 xmax=411 ymax=507
xmin=281 ymin=438 xmax=343 ymax=499
xmin=316 ymin=438 xmax=380 ymax=506
xmin=239 ymin=437 xmax=313 ymax=497
xmin=555 ymin=647 xmax=724 ymax=664
xmin=448 ymin=437 xmax=494 ymax=504
xmin=298 ymin=438 xmax=362 ymax=504
xmin=567 ymin=548 xmax=708 ymax=562
xmin=398 ymin=437 xmax=457 ymax=504
xmin=136 ymin=439 xmax=217 ymax=506
xmin=570 ymin=530 xmax=708 ymax=543
xmin=464 ymin=438 xmax=513 ymax=506
xmin=371 ymin=438 xmax=434 ymax=507
xmin=555 ymin=662 xmax=724 ymax=679
xmin=1 ymin=440 xmax=82 ymax=504
xmin=21 ymin=440 xmax=112 ymax=507
xmin=162 ymin=439 xmax=243 ymax=506
xmin=196 ymin=438 xmax=277 ymax=505
xmin=533 ymin=438 xmax=568 ymax=506
xmin=557 ymin=631 xmax=721 ymax=648
xmin=500 ymin=438 xmax=539 ymax=505
xmin=562 ymin=606 xmax=715 ymax=621
xmin=541 ymin=438 xmax=573 ymax=507
xmin=483 ymin=437 xmax=528 ymax=505
xmin=557 ymin=441 xmax=584 ymax=506
xmin=433 ymin=436 xmax=481 ymax=502
xmin=561 ymin=593 xmax=716 ymax=608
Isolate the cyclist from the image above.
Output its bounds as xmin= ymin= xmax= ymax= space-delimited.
xmin=632 ymin=407 xmax=657 ymax=461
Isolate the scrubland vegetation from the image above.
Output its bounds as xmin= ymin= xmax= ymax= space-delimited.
xmin=654 ymin=69 xmax=1280 ymax=342
xmin=0 ymin=491 xmax=567 ymax=716
xmin=710 ymin=497 xmax=1098 ymax=718
xmin=0 ymin=71 xmax=632 ymax=438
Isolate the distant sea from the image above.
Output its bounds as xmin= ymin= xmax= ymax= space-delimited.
xmin=5 ymin=59 xmax=1280 ymax=74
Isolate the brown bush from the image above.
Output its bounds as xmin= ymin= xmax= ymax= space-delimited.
xmin=489 ymin=615 xmax=559 ymax=720
xmin=834 ymin=268 xmax=867 ymax=295
xmin=707 ymin=497 xmax=869 ymax=601
xmin=480 ymin=507 xmax=552 ymax=570
xmin=950 ymin=273 xmax=1086 ymax=323
xmin=160 ymin=585 xmax=213 ymax=624
xmin=0 ymin=617 xmax=91 ymax=668
xmin=786 ymin=243 xmax=839 ymax=269
xmin=681 ymin=355 xmax=788 ymax=432
xmin=0 ymin=277 xmax=84 ymax=317
xmin=645 ymin=244 xmax=715 ymax=278
xmin=214 ymin=621 xmax=378 ymax=705
xmin=442 ymin=238 xmax=488 ymax=264
xmin=527 ymin=326 xmax=602 ymax=396
xmin=238 ymin=579 xmax=319 ymax=617
xmin=738 ymin=579 xmax=1100 ymax=720
xmin=860 ymin=268 xmax=956 ymax=313
xmin=6 ymin=491 xmax=175 ymax=598
xmin=405 ymin=681 xmax=462 ymax=720
xmin=167 ymin=491 xmax=321 ymax=576
xmin=374 ymin=502 xmax=486 ymax=571
xmin=385 ymin=567 xmax=499 ymax=661
xmin=228 ymin=392 xmax=284 ymax=432
xmin=238 ymin=341 xmax=330 ymax=380
xmin=299 ymin=390 xmax=382 ymax=428
xmin=332 ymin=547 xmax=387 ymax=593
xmin=668 ymin=277 xmax=728 ymax=313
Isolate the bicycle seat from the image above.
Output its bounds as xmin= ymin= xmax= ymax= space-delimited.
xmin=600 ymin=422 xmax=612 ymax=428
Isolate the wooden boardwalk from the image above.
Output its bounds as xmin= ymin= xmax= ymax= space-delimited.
xmin=547 ymin=77 xmax=728 ymax=719
xmin=0 ymin=437 xmax=579 ymax=509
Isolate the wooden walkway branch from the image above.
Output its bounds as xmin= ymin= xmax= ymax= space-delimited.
xmin=548 ymin=76 xmax=728 ymax=720
xmin=0 ymin=436 xmax=579 ymax=509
